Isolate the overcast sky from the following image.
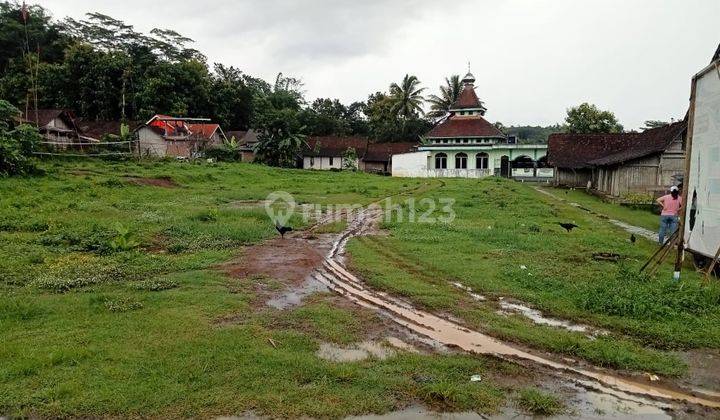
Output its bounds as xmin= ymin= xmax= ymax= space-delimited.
xmin=42 ymin=0 xmax=719 ymax=130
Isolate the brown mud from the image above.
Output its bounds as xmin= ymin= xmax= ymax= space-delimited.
xmin=124 ymin=175 xmax=179 ymax=188
xmin=222 ymin=196 xmax=719 ymax=415
xmin=310 ymin=206 xmax=720 ymax=411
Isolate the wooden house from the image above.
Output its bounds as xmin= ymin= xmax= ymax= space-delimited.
xmin=547 ymin=120 xmax=686 ymax=197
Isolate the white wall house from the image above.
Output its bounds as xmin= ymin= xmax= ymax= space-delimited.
xmin=303 ymin=155 xmax=343 ymax=170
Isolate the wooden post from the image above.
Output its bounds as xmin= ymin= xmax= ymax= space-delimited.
xmin=704 ymin=243 xmax=720 ymax=284
xmin=673 ymin=76 xmax=698 ymax=280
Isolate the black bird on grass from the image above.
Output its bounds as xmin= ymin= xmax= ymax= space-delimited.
xmin=630 ymin=233 xmax=636 ymax=244
xmin=275 ymin=224 xmax=293 ymax=238
xmin=558 ymin=222 xmax=578 ymax=232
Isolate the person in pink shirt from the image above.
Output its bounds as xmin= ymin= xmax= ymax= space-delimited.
xmin=656 ymin=186 xmax=682 ymax=244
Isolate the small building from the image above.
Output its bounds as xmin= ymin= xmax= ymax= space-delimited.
xmin=21 ymin=109 xmax=84 ymax=146
xmin=547 ymin=120 xmax=686 ymax=197
xmin=136 ymin=115 xmax=226 ymax=158
xmin=361 ymin=142 xmax=418 ymax=174
xmin=226 ymin=129 xmax=258 ymax=162
xmin=303 ymin=136 xmax=369 ymax=170
xmin=392 ymin=71 xmax=550 ymax=179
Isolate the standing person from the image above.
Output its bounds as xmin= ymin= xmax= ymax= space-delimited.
xmin=656 ymin=186 xmax=682 ymax=244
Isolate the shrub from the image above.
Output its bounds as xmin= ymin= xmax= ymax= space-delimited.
xmin=108 ymin=223 xmax=140 ymax=252
xmin=0 ymin=100 xmax=41 ymax=176
xmin=205 ymin=146 xmax=241 ymax=162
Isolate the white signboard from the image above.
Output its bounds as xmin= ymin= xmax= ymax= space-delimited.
xmin=685 ymin=62 xmax=720 ymax=258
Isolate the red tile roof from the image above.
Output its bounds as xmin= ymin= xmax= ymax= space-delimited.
xmin=305 ymin=136 xmax=369 ymax=157
xmin=547 ymin=121 xmax=686 ymax=169
xmin=426 ymin=115 xmax=505 ymax=139
xmin=364 ymin=142 xmax=418 ymax=162
xmin=189 ymin=123 xmax=222 ymax=139
xmin=451 ymin=85 xmax=483 ymax=109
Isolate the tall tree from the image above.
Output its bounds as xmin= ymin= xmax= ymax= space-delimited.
xmin=0 ymin=2 xmax=70 ymax=73
xmin=210 ymin=64 xmax=253 ymax=130
xmin=387 ymin=74 xmax=425 ymax=119
xmin=426 ymin=75 xmax=462 ymax=119
xmin=641 ymin=120 xmax=669 ymax=131
xmin=565 ymin=102 xmax=623 ymax=134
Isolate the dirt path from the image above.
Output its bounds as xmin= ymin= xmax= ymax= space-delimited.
xmin=309 ymin=205 xmax=720 ymax=411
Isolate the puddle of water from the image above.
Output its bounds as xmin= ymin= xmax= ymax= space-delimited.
xmin=317 ymin=341 xmax=394 ymax=362
xmin=450 ymin=282 xmax=486 ymax=301
xmin=385 ymin=337 xmax=420 ymax=353
xmin=498 ymin=301 xmax=590 ymax=333
xmin=608 ymin=219 xmax=656 ymax=242
xmin=266 ymin=277 xmax=329 ymax=310
xmin=315 ymin=206 xmax=720 ymax=409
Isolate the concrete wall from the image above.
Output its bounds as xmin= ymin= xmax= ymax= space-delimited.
xmin=392 ymin=151 xmax=431 ymax=177
xmin=137 ymin=128 xmax=168 ymax=157
xmin=303 ymin=156 xmax=343 ymax=170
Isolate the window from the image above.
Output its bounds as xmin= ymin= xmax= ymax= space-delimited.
xmin=442 ymin=139 xmax=449 ymax=144
xmin=455 ymin=153 xmax=468 ymax=169
xmin=329 ymin=156 xmax=334 ymax=166
xmin=476 ymin=152 xmax=489 ymax=169
xmin=435 ymin=153 xmax=447 ymax=169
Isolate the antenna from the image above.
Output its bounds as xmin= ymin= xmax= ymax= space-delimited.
xmin=467 ymin=61 xmax=471 ymax=73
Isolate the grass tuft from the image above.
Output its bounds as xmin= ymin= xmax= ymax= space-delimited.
xmin=515 ymin=388 xmax=564 ymax=416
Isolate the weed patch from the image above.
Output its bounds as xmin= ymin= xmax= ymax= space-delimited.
xmin=515 ymin=388 xmax=564 ymax=416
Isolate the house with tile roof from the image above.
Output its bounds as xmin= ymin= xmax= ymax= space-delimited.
xmin=136 ymin=115 xmax=226 ymax=158
xmin=547 ymin=120 xmax=686 ymax=197
xmin=301 ymin=136 xmax=417 ymax=173
xmin=21 ymin=109 xmax=84 ymax=146
xmin=392 ymin=71 xmax=551 ymax=178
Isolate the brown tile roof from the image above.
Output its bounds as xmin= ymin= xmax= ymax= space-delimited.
xmin=547 ymin=121 xmax=686 ymax=169
xmin=21 ymin=109 xmax=77 ymax=130
xmin=364 ymin=142 xmax=418 ymax=162
xmin=426 ymin=115 xmax=505 ymax=139
xmin=305 ymin=136 xmax=369 ymax=157
xmin=451 ymin=85 xmax=483 ymax=109
xmin=77 ymin=120 xmax=141 ymax=140
xmin=226 ymin=130 xmax=247 ymax=141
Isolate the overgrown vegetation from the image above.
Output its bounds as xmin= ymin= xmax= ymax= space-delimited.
xmin=0 ymin=100 xmax=40 ymax=176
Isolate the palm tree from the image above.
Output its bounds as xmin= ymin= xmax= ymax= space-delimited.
xmin=388 ymin=74 xmax=426 ymax=119
xmin=426 ymin=75 xmax=462 ymax=119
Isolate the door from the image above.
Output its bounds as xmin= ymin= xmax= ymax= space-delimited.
xmin=500 ymin=156 xmax=510 ymax=178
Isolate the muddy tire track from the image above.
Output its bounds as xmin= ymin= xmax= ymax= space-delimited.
xmin=310 ymin=205 xmax=720 ymax=410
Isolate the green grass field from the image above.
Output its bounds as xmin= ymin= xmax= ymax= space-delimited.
xmin=1 ymin=160 xmax=718 ymax=417
xmin=347 ymin=178 xmax=720 ymax=375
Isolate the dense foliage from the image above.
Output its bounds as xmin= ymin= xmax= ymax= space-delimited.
xmin=564 ymin=102 xmax=623 ymax=134
xmin=0 ymin=99 xmax=40 ymax=175
xmin=0 ymin=2 xmax=435 ymax=143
